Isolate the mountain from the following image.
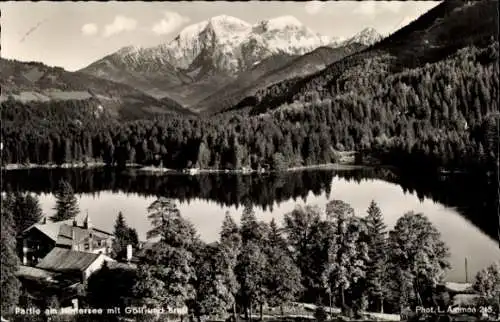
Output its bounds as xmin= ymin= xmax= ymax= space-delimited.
xmin=79 ymin=15 xmax=341 ymax=107
xmin=0 ymin=58 xmax=193 ymax=120
xmin=80 ymin=46 xmax=193 ymax=99
xmin=233 ymin=0 xmax=498 ymax=115
xmin=197 ymin=42 xmax=366 ymax=114
xmin=342 ymin=27 xmax=382 ymax=46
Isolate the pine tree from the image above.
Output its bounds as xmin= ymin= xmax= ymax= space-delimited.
xmin=1 ymin=201 xmax=21 ymax=315
xmin=112 ymin=212 xmax=138 ymax=260
xmin=365 ymin=200 xmax=388 ymax=313
xmin=240 ymin=204 xmax=260 ymax=244
xmin=219 ymin=212 xmax=241 ymax=320
xmin=134 ymin=198 xmax=197 ymax=312
xmin=51 ymin=179 xmax=79 ymax=222
xmin=264 ymin=218 xmax=302 ymax=314
xmin=145 ymin=197 xmax=181 ymax=240
xmin=236 ymin=241 xmax=268 ymax=321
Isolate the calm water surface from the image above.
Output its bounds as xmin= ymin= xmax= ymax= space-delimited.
xmin=3 ymin=167 xmax=498 ymax=283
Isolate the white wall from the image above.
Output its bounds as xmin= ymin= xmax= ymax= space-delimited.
xmin=82 ymin=254 xmax=114 ymax=281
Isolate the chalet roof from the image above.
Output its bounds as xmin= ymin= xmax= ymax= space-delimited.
xmin=36 ymin=247 xmax=102 ymax=273
xmin=17 ymin=265 xmax=60 ymax=281
xmin=56 ymin=224 xmax=111 ymax=247
xmin=23 ymin=219 xmax=113 ymax=243
xmin=23 ymin=219 xmax=74 ymax=241
xmin=107 ymin=261 xmax=137 ymax=271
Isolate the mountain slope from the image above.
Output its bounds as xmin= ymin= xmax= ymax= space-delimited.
xmin=0 ymin=58 xmax=193 ymax=120
xmin=342 ymin=27 xmax=383 ymax=46
xmin=197 ymin=43 xmax=366 ymax=114
xmin=238 ymin=0 xmax=498 ymax=115
xmin=81 ymin=46 xmax=193 ymax=99
xmin=79 ymin=15 xmax=341 ymax=107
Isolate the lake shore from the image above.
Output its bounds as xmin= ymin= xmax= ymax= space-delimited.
xmin=1 ymin=161 xmax=366 ymax=174
xmin=1 ymin=162 xmax=107 ymax=171
xmin=134 ymin=163 xmax=366 ymax=175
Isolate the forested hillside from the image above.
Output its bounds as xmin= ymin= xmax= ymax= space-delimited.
xmin=242 ymin=1 xmax=498 ymax=113
xmin=198 ymin=43 xmax=366 ymax=114
xmin=0 ymin=58 xmax=192 ymax=120
xmin=1 ymin=1 xmax=498 ymax=176
xmin=3 ymin=42 xmax=497 ymax=174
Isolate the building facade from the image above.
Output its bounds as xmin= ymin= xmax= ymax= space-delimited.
xmin=20 ymin=215 xmax=114 ymax=266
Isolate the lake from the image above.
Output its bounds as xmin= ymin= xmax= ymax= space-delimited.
xmin=2 ymin=167 xmax=498 ymax=283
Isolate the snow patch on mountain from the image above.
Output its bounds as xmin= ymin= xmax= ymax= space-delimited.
xmin=263 ymin=16 xmax=304 ymax=30
xmin=83 ymin=15 xmax=380 ymax=85
xmin=99 ymin=15 xmax=343 ymax=75
xmin=343 ymin=27 xmax=383 ymax=46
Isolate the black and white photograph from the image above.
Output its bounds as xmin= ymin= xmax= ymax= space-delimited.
xmin=0 ymin=1 xmax=499 ymax=321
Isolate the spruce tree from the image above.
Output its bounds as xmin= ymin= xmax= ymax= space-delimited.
xmin=219 ymin=212 xmax=241 ymax=321
xmin=51 ymin=179 xmax=79 ymax=222
xmin=264 ymin=218 xmax=302 ymax=314
xmin=236 ymin=241 xmax=268 ymax=321
xmin=1 ymin=201 xmax=21 ymax=315
xmin=240 ymin=203 xmax=261 ymax=244
xmin=365 ymin=200 xmax=388 ymax=313
xmin=112 ymin=212 xmax=138 ymax=260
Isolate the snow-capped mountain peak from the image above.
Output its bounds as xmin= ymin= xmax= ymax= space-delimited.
xmin=155 ymin=15 xmax=339 ymax=73
xmin=344 ymin=27 xmax=382 ymax=46
xmin=116 ymin=45 xmax=142 ymax=55
xmin=83 ymin=15 xmax=379 ymax=85
xmin=262 ymin=16 xmax=304 ymax=30
xmin=207 ymin=15 xmax=251 ymax=29
xmin=174 ymin=20 xmax=209 ymax=42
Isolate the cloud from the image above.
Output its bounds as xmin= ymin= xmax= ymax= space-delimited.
xmin=152 ymin=11 xmax=190 ymax=35
xmin=304 ymin=1 xmax=327 ymax=15
xmin=103 ymin=15 xmax=137 ymax=37
xmin=81 ymin=23 xmax=98 ymax=36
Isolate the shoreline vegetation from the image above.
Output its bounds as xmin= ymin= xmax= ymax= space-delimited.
xmin=0 ymin=151 xmax=368 ymax=174
xmin=0 ymin=162 xmax=368 ymax=174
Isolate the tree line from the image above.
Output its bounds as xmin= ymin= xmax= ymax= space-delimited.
xmin=2 ymin=43 xmax=498 ymax=175
xmin=2 ymin=190 xmax=499 ymax=321
xmin=73 ymin=199 xmax=500 ymax=321
xmin=251 ymin=43 xmax=499 ymax=173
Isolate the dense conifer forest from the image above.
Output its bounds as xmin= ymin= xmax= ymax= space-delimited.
xmin=2 ymin=43 xmax=498 ymax=175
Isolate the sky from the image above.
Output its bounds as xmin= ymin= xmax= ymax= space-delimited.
xmin=0 ymin=1 xmax=441 ymax=71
